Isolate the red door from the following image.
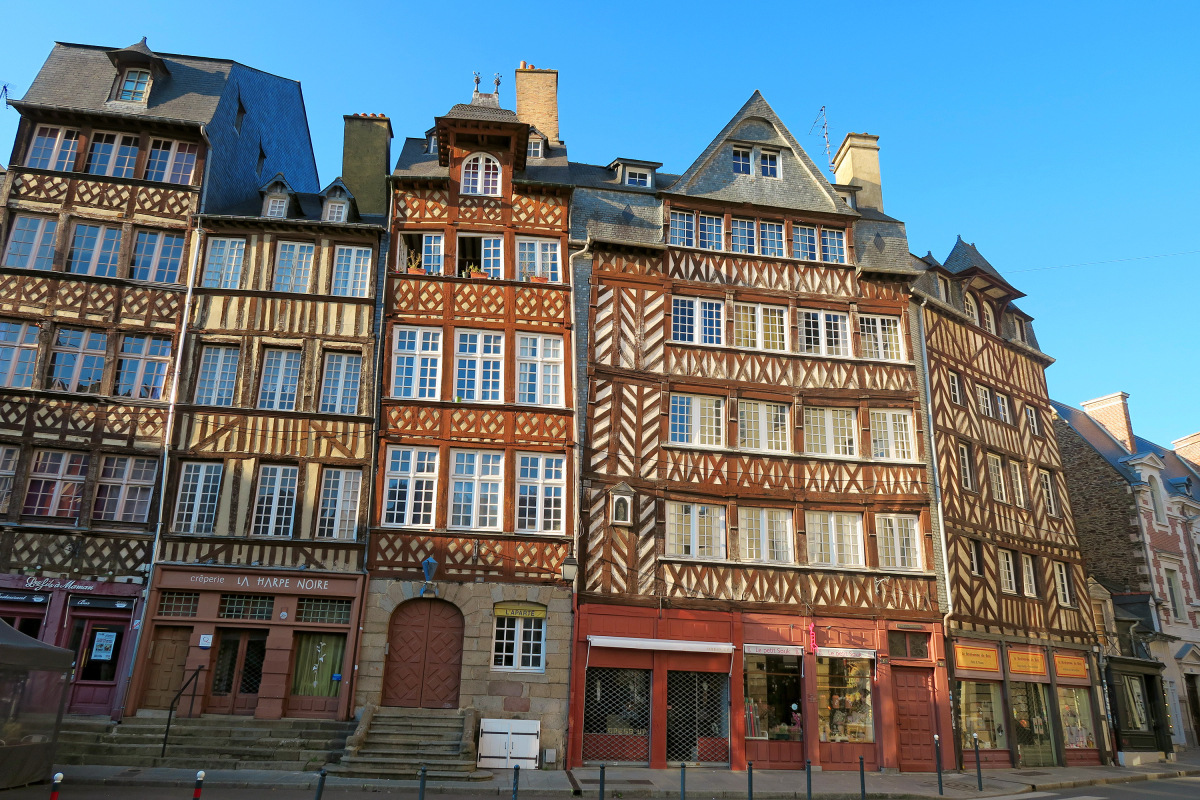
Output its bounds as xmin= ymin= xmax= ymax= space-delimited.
xmin=892 ymin=667 xmax=937 ymax=772
xmin=383 ymin=599 xmax=463 ymax=709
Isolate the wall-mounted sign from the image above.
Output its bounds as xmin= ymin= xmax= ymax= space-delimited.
xmin=1008 ymin=650 xmax=1048 ymax=676
xmin=745 ymin=644 xmax=804 ymax=656
xmin=158 ymin=570 xmax=358 ymax=596
xmin=70 ymin=597 xmax=133 ymax=610
xmin=331 ymin=674 xmax=342 ymax=682
xmin=0 ymin=591 xmax=48 ymax=604
xmin=91 ymin=631 xmax=117 ymax=661
xmin=198 ymin=634 xmax=213 ymax=650
xmin=1054 ymin=653 xmax=1089 ymax=679
xmin=24 ymin=577 xmax=95 ymax=592
xmin=494 ymin=601 xmax=547 ymax=619
xmin=816 ymin=647 xmax=875 ymax=660
xmin=955 ymin=644 xmax=1000 ymax=672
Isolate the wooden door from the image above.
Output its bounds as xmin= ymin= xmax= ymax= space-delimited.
xmin=141 ymin=626 xmax=193 ymax=709
xmin=67 ymin=619 xmax=127 ymax=716
xmin=892 ymin=667 xmax=937 ymax=772
xmin=383 ymin=599 xmax=463 ymax=709
xmin=207 ymin=629 xmax=267 ymax=715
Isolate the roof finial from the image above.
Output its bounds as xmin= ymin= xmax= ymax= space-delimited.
xmin=494 ymin=73 xmax=502 ymax=93
xmin=473 ymin=72 xmax=480 ymax=92
xmin=140 ymin=36 xmax=147 ymax=45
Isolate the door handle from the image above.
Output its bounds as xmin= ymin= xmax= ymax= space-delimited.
xmin=385 ymin=642 xmax=389 ymax=655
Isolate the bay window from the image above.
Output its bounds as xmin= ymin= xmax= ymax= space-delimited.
xmin=738 ymin=400 xmax=789 ymax=453
xmin=450 ymin=450 xmax=502 ymax=530
xmin=392 ymin=327 xmax=441 ymax=399
xmin=671 ymin=296 xmax=723 ymax=345
xmin=516 ymin=453 xmax=565 ymax=533
xmin=869 ymin=410 xmax=914 ymax=460
xmin=382 ymin=447 xmax=437 ymax=527
xmin=252 ymin=465 xmax=299 ymax=536
xmin=806 ymin=511 xmax=863 ymax=567
xmin=173 ymin=462 xmax=223 ymax=533
xmin=666 ymin=501 xmax=725 ymax=558
xmin=800 ymin=310 xmax=850 ymax=356
xmin=3 ymin=216 xmax=57 ymax=269
xmin=670 ymin=394 xmax=724 ymax=447
xmin=739 ymin=507 xmax=792 ymax=562
xmin=804 ymin=407 xmax=856 ymax=457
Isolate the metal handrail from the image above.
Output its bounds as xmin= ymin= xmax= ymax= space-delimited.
xmin=161 ymin=665 xmax=204 ymax=757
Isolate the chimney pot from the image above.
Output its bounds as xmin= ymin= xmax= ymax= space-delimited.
xmin=520 ymin=61 xmax=528 ymax=69
xmin=1080 ymin=392 xmax=1137 ymax=454
xmin=832 ymin=132 xmax=884 ymax=212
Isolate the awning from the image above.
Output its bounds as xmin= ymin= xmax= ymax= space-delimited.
xmin=587 ymin=635 xmax=735 ymax=654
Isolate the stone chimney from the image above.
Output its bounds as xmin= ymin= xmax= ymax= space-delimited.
xmin=1080 ymin=392 xmax=1137 ymax=454
xmin=342 ymin=113 xmax=393 ymax=216
xmin=833 ymin=132 xmax=884 ymax=212
xmin=1172 ymin=432 xmax=1200 ymax=469
xmin=515 ymin=63 xmax=560 ymax=145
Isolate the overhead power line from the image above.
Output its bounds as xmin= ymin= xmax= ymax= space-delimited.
xmin=1006 ymin=249 xmax=1200 ymax=275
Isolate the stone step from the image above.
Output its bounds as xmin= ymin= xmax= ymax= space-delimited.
xmin=326 ymin=763 xmax=491 ymax=781
xmin=114 ymin=716 xmax=355 ymax=731
xmin=369 ymin=718 xmax=463 ymax=728
xmin=339 ymin=755 xmax=475 ymax=770
xmin=357 ymin=746 xmax=464 ymax=759
xmin=372 ymin=707 xmax=464 ymax=718
xmin=361 ymin=739 xmax=461 ymax=751
xmin=55 ymin=754 xmax=323 ymax=771
xmin=58 ymin=731 xmax=348 ymax=747
xmin=58 ymin=742 xmax=335 ymax=761
xmin=364 ymin=731 xmax=461 ymax=742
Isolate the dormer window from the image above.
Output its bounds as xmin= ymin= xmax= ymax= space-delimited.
xmin=461 ymin=153 xmax=500 ymax=196
xmin=1012 ymin=318 xmax=1026 ymax=342
xmin=964 ymin=293 xmax=979 ymax=325
xmin=118 ymin=69 xmax=151 ymax=102
xmin=981 ymin=303 xmax=997 ymax=335
xmin=527 ymin=138 xmax=542 ymax=159
xmin=626 ymin=169 xmax=649 ymax=187
xmin=265 ymin=197 xmax=287 ymax=218
xmin=760 ymin=151 xmax=779 ymax=178
xmin=936 ymin=275 xmax=950 ymax=301
xmin=428 ymin=136 xmax=438 ymax=155
xmin=733 ymin=147 xmax=751 ymax=175
xmin=324 ymin=201 xmax=347 ymax=223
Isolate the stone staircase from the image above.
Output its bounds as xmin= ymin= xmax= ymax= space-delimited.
xmin=327 ymin=705 xmax=491 ymax=781
xmin=55 ymin=713 xmax=355 ymax=771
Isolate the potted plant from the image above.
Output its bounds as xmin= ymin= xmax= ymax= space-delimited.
xmin=466 ymin=262 xmax=488 ymax=279
xmin=406 ymin=250 xmax=426 ymax=275
xmin=529 ymin=274 xmax=550 ymax=284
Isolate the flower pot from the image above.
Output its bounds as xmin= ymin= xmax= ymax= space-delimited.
xmin=469 ymin=271 xmax=488 ymax=279
xmin=529 ymin=276 xmax=550 ymax=284
xmin=407 ymin=267 xmax=426 ymax=275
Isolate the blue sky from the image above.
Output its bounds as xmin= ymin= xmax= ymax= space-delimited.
xmin=1 ymin=1 xmax=1196 ymax=445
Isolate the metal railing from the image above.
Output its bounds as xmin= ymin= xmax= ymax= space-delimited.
xmin=161 ymin=665 xmax=205 ymax=757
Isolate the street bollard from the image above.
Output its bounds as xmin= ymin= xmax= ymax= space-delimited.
xmin=193 ymin=771 xmax=205 ymax=800
xmin=934 ymin=734 xmax=943 ymax=796
xmin=859 ymin=756 xmax=865 ymax=800
xmin=805 ymin=760 xmax=811 ymax=800
xmin=513 ymin=763 xmax=521 ymax=800
xmin=599 ymin=764 xmax=605 ymax=800
xmin=49 ymin=773 xmax=63 ymax=800
xmin=314 ymin=768 xmax=327 ymax=800
xmin=973 ymin=733 xmax=983 ymax=791
xmin=419 ymin=765 xmax=427 ymax=800
xmin=681 ymin=762 xmax=686 ymax=800
xmin=747 ymin=761 xmax=753 ymax=800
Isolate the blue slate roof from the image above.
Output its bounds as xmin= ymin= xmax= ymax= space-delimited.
xmin=942 ymin=236 xmax=1020 ymax=295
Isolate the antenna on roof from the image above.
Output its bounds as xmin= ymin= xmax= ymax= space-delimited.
xmin=809 ymin=106 xmax=834 ymax=176
xmin=0 ymin=84 xmax=10 ymax=108
xmin=473 ymin=72 xmax=480 ymax=91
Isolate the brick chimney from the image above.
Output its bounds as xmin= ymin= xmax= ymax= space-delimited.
xmin=515 ymin=63 xmax=560 ymax=145
xmin=833 ymin=132 xmax=883 ymax=212
xmin=342 ymin=113 xmax=393 ymax=216
xmin=1172 ymin=432 xmax=1200 ymax=469
xmin=1080 ymin=392 xmax=1137 ymax=454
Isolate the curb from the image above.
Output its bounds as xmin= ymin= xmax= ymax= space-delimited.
xmin=1027 ymin=766 xmax=1200 ymax=790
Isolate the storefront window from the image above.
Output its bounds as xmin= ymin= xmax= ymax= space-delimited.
xmin=817 ymin=657 xmax=873 ymax=743
xmin=1010 ymin=681 xmax=1055 ymax=767
xmin=67 ymin=620 xmax=123 ymax=682
xmin=1057 ymin=686 xmax=1096 ymax=748
xmin=291 ymin=632 xmax=346 ymax=697
xmin=744 ymin=653 xmax=802 ymax=741
xmin=957 ymin=680 xmax=1007 ymax=750
xmin=1122 ymin=675 xmax=1151 ymax=731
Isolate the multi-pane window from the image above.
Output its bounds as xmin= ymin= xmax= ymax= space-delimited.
xmin=144 ymin=140 xmax=198 ymax=184
xmin=671 ymin=297 xmax=723 ymax=345
xmin=732 ymin=147 xmax=751 ymax=175
xmin=316 ymin=468 xmax=361 ymax=539
xmin=730 ymin=219 xmax=755 ymax=254
xmin=273 ymin=242 xmax=315 ymax=292
xmin=1054 ymin=561 xmax=1075 ymax=607
xmin=806 ymin=511 xmax=863 ymax=567
xmin=869 ymin=410 xmax=913 ymax=460
xmin=3 ymin=216 xmax=58 ymax=269
xmin=669 ymin=394 xmax=724 ymax=447
xmin=382 ymin=448 xmax=437 ymax=527
xmin=760 ymin=151 xmax=778 ymax=178
xmin=48 ymin=328 xmax=107 ymax=393
xmin=118 ymin=69 xmax=151 ymax=101
xmin=876 ymin=515 xmax=920 ymax=570
xmin=0 ymin=321 xmax=40 ymax=389
xmin=820 ymin=228 xmax=846 ymax=263
xmin=527 ymin=138 xmax=542 ymax=158
xmin=1012 ymin=318 xmax=1026 ymax=343
xmin=258 ymin=350 xmax=302 ymax=410
xmin=218 ymin=594 xmax=273 ymax=620
xmin=804 ymin=407 xmax=856 ymax=456
xmin=252 ymin=465 xmax=299 ymax=536
xmin=516 ymin=454 xmax=565 ymax=533
xmin=936 ymin=276 xmax=951 ymax=301
xmin=1021 ymin=554 xmax=1038 ymax=598
xmin=477 ymin=237 xmax=502 ymax=279
xmin=1165 ymin=569 xmax=1185 ymax=620
xmin=195 ymin=346 xmax=239 ymax=406
xmin=26 ymin=126 xmax=79 ymax=171
xmin=995 ymin=394 xmax=1012 ymax=424
xmin=324 ymin=201 xmax=347 ymax=222
xmin=760 ymin=221 xmax=784 ymax=256
xmin=739 ymin=507 xmax=791 ymax=562
xmin=948 ymin=371 xmax=964 ymax=405
xmin=450 ymin=450 xmax=502 ymax=529
xmin=493 ymin=615 xmax=545 ymax=672
xmin=455 ymin=331 xmax=502 ymax=402
xmin=733 ymin=303 xmax=787 ymax=350
xmin=958 ymin=442 xmax=974 ymax=490
xmin=859 ymin=315 xmax=903 ymax=361
xmin=319 ymin=352 xmax=362 ymax=414
xmin=698 ymin=214 xmax=723 ymax=250
xmin=158 ymin=592 xmax=199 ymax=617
xmin=976 ymin=385 xmax=993 ymax=417
xmin=333 ymin=246 xmax=371 ymax=297
xmin=116 ymin=335 xmax=171 ymax=399
xmin=0 ymin=447 xmax=15 ymax=514
xmin=968 ymin=539 xmax=983 ymax=575
xmin=131 ymin=231 xmax=184 ymax=282
xmin=421 ymin=234 xmax=443 ymax=273
xmin=85 ymin=133 xmax=138 ymax=178
xmin=1009 ymin=462 xmax=1028 ymax=508
xmin=517 ymin=335 xmax=562 ymax=406
xmin=67 ymin=223 xmax=122 ymax=276
xmin=265 ymin=197 xmax=287 ymax=218
xmin=981 ymin=304 xmax=997 ymax=335
xmin=461 ymin=153 xmax=501 ymax=195
xmin=1026 ymin=406 xmax=1041 ymax=436
xmin=793 ymin=225 xmax=817 ymax=261
xmin=999 ymin=549 xmax=1017 ymax=593
xmin=1039 ymin=469 xmax=1059 ymax=517
xmin=517 ymin=239 xmax=560 ymax=282
xmin=23 ymin=450 xmax=89 ymax=517
xmin=626 ymin=169 xmax=649 ymax=186
xmin=738 ymin=400 xmax=789 ymax=452
xmin=666 ymin=502 xmax=725 ymax=558
xmin=964 ymin=293 xmax=979 ymax=324
xmin=800 ymin=310 xmax=850 ymax=356
xmin=202 ymin=239 xmax=246 ymax=289
xmin=987 ymin=453 xmax=1007 ymax=502
xmin=392 ymin=327 xmax=441 ymax=399
xmin=93 ymin=456 xmax=157 ymax=522
xmin=669 ymin=211 xmax=695 ymax=247
xmin=296 ymin=597 xmax=353 ymax=624
xmin=173 ymin=462 xmax=223 ymax=534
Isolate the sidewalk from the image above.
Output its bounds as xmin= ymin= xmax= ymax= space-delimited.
xmin=51 ymin=758 xmax=1200 ymax=798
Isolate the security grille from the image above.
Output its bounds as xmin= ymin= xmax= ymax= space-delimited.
xmin=158 ymin=591 xmax=199 ymax=617
xmin=218 ymin=594 xmax=274 ymax=620
xmin=239 ymin=636 xmax=267 ymax=694
xmin=296 ymin=597 xmax=352 ymax=624
xmin=666 ymin=671 xmax=729 ymax=764
xmin=582 ymin=667 xmax=651 ymax=764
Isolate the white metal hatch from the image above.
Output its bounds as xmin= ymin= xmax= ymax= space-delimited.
xmin=478 ymin=718 xmax=541 ymax=769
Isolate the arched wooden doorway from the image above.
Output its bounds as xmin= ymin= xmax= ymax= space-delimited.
xmin=383 ymin=599 xmax=464 ymax=709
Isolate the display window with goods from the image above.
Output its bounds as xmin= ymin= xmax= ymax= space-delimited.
xmin=743 ymin=651 xmax=802 ymax=742
xmin=817 ymin=657 xmax=873 ymax=744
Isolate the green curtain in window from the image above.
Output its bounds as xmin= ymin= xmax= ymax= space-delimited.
xmin=291 ymin=633 xmax=346 ymax=697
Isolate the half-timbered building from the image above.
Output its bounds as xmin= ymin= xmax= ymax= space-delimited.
xmin=355 ymin=68 xmax=576 ymax=768
xmin=912 ymin=240 xmax=1102 ymax=767
xmin=0 ymin=39 xmax=316 ymax=719
xmin=568 ymin=97 xmax=951 ymax=772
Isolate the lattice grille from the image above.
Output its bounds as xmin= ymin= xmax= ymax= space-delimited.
xmin=582 ymin=667 xmax=651 ymax=764
xmin=296 ymin=597 xmax=352 ymax=624
xmin=218 ymin=594 xmax=274 ymax=620
xmin=239 ymin=637 xmax=267 ymax=694
xmin=665 ymin=671 xmax=729 ymax=764
xmin=158 ymin=591 xmax=199 ymax=617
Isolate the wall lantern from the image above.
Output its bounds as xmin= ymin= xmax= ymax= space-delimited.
xmin=561 ymin=556 xmax=579 ymax=583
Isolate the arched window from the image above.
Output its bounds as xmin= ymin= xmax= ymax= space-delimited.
xmin=461 ymin=153 xmax=500 ymax=196
xmin=1148 ymin=475 xmax=1166 ymax=523
xmin=964 ymin=293 xmax=980 ymax=325
xmin=982 ymin=303 xmax=996 ymax=334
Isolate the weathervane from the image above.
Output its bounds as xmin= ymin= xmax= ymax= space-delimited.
xmin=494 ymin=73 xmax=502 ymax=93
xmin=473 ymin=71 xmax=480 ymax=91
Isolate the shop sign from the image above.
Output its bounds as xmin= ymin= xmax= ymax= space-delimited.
xmin=198 ymin=634 xmax=213 ymax=649
xmin=91 ymin=631 xmax=117 ymax=661
xmin=162 ymin=570 xmax=356 ymax=595
xmin=69 ymin=597 xmax=134 ymax=610
xmin=955 ymin=644 xmax=1000 ymax=672
xmin=1008 ymin=649 xmax=1047 ymax=676
xmin=0 ymin=591 xmax=48 ymax=604
xmin=494 ymin=601 xmax=547 ymax=619
xmin=24 ymin=577 xmax=95 ymax=592
xmin=1054 ymin=653 xmax=1089 ymax=679
xmin=745 ymin=644 xmax=804 ymax=656
xmin=816 ymin=647 xmax=875 ymax=659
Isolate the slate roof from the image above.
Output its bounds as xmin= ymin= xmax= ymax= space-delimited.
xmin=392 ymin=137 xmax=573 ymax=186
xmin=942 ymin=236 xmax=1020 ymax=294
xmin=204 ymin=175 xmax=384 ymax=228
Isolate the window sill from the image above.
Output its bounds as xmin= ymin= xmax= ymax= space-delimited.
xmin=489 ymin=667 xmax=546 ymax=675
xmin=662 ymin=441 xmax=923 ymax=467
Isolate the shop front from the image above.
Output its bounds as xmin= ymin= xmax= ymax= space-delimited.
xmin=1052 ymin=650 xmax=1100 ymax=765
xmin=127 ymin=566 xmax=363 ymax=721
xmin=1105 ymin=655 xmax=1173 ymax=764
xmin=953 ymin=640 xmax=1010 ymax=767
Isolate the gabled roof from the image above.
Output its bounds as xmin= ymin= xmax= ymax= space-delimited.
xmin=319 ymin=177 xmax=354 ymax=200
xmin=942 ymin=236 xmax=1023 ymax=297
xmin=259 ymin=172 xmax=296 ymax=195
xmin=664 ymin=91 xmax=854 ymax=216
xmin=106 ymin=37 xmax=170 ymax=75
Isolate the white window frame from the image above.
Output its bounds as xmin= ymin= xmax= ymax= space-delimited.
xmin=968 ymin=539 xmax=983 ymax=575
xmin=730 ymin=218 xmax=756 ymax=255
xmin=999 ymin=549 xmax=1017 ymax=594
xmin=84 ymin=131 xmax=139 ymax=178
xmin=131 ymin=229 xmax=185 ymax=283
xmin=392 ymin=326 xmax=442 ymax=400
xmin=382 ymin=447 xmax=438 ymax=527
xmin=819 ymin=228 xmax=846 ymax=263
xmin=671 ymin=296 xmax=723 ymax=345
xmin=738 ymin=400 xmax=790 ymax=453
xmin=739 ymin=507 xmax=792 ymax=563
xmin=995 ymin=394 xmax=1013 ymax=424
xmin=316 ymin=468 xmax=361 ymax=539
xmin=23 ymin=450 xmax=89 ymax=518
xmin=1039 ymin=469 xmax=1059 ymax=517
xmin=527 ymin=138 xmax=543 ymax=159
xmin=3 ymin=215 xmax=58 ymax=270
xmin=733 ymin=302 xmax=788 ymax=351
xmin=516 ymin=453 xmax=566 ymax=533
xmin=144 ymin=139 xmax=198 ymax=184
xmin=273 ymin=241 xmax=315 ymax=293
xmin=454 ymin=330 xmax=503 ymax=403
xmin=666 ymin=501 xmax=726 ymax=558
xmin=792 ymin=224 xmax=817 ymax=261
xmin=319 ymin=351 xmax=362 ymax=414
xmin=265 ymin=196 xmax=288 ymax=218
xmin=958 ymin=442 xmax=974 ymax=490
xmin=732 ymin=147 xmax=751 ymax=175
xmin=948 ymin=371 xmax=963 ymax=405
xmin=669 ymin=394 xmax=724 ymax=448
xmin=976 ymin=385 xmax=993 ymax=417
xmin=1012 ymin=318 xmax=1026 ymax=343
xmin=492 ymin=615 xmax=545 ymax=672
xmin=1026 ymin=405 xmax=1041 ymax=436
xmin=806 ymin=511 xmax=864 ymax=568
xmin=859 ymin=315 xmax=904 ymax=361
xmin=324 ymin=200 xmax=348 ymax=223
xmin=173 ymin=462 xmax=223 ymax=534
xmin=252 ymin=464 xmax=299 ymax=537
xmin=459 ymin=234 xmax=503 ymax=279
xmin=201 ymin=238 xmax=246 ymax=289
xmin=1164 ymin=568 xmax=1185 ymax=620
xmin=421 ymin=233 xmax=444 ymax=273
xmin=759 ymin=221 xmax=785 ymax=257
xmin=47 ymin=327 xmax=107 ymax=394
xmin=257 ymin=349 xmax=302 ymax=411
xmin=0 ymin=320 xmax=40 ymax=389
xmin=328 ymin=246 xmax=371 ymax=298
xmin=626 ymin=168 xmax=650 ymax=187
xmin=982 ymin=303 xmax=997 ymax=334
xmin=116 ymin=334 xmax=172 ymax=400
xmin=987 ymin=453 xmax=1007 ymax=502
xmin=0 ymin=447 xmax=17 ymax=515
xmin=1009 ymin=462 xmax=1028 ymax=509
xmin=25 ymin=126 xmax=80 ymax=171
xmin=93 ymin=456 xmax=158 ymax=522
xmin=1148 ymin=475 xmax=1166 ymax=523
xmin=760 ymin=150 xmax=779 ymax=178
xmin=516 ymin=334 xmax=563 ymax=406
xmin=876 ymin=514 xmax=921 ymax=570
xmin=1054 ymin=561 xmax=1075 ymax=607
xmin=869 ymin=410 xmax=914 ymax=461
xmin=800 ymin=309 xmax=850 ymax=357
xmin=698 ymin=214 xmax=723 ymax=251
xmin=670 ymin=211 xmax=695 ymax=247
xmin=517 ymin=237 xmax=560 ymax=282
xmin=449 ymin=449 xmax=503 ymax=531
xmin=1021 ymin=553 xmax=1038 ymax=598
xmin=964 ymin=293 xmax=980 ymax=325
xmin=195 ymin=346 xmax=239 ymax=406
xmin=460 ymin=152 xmax=501 ymax=196
xmin=67 ymin=222 xmax=123 ymax=277
xmin=936 ymin=275 xmax=950 ymax=301
xmin=804 ymin=406 xmax=856 ymax=457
